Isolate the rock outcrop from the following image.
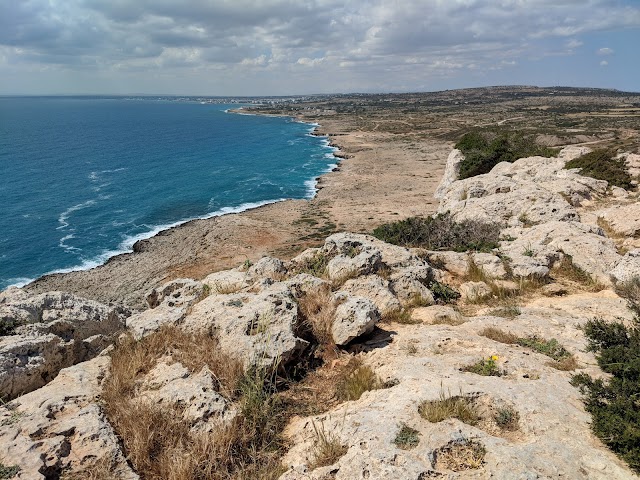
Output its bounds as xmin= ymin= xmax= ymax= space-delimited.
xmin=0 ymin=290 xmax=128 ymax=400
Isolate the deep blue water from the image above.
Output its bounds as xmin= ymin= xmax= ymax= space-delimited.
xmin=0 ymin=97 xmax=336 ymax=289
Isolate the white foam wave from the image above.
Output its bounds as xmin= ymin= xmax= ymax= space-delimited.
xmin=57 ymin=200 xmax=97 ymax=230
xmin=5 ymin=277 xmax=34 ymax=288
xmin=28 ymin=198 xmax=289 ymax=282
xmin=59 ymin=234 xmax=80 ymax=252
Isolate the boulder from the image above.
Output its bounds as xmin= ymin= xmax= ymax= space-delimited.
xmin=340 ymin=275 xmax=401 ymax=314
xmin=0 ymin=356 xmax=137 ymax=479
xmin=331 ymin=295 xmax=380 ymax=345
xmin=609 ymin=249 xmax=640 ymax=284
xmin=181 ymin=288 xmax=308 ymax=370
xmin=127 ymin=279 xmax=205 ymax=339
xmin=434 ymin=148 xmax=464 ymax=199
xmin=459 ymin=281 xmax=492 ymax=302
xmin=0 ymin=290 xmax=127 ymax=399
xmin=501 ymin=221 xmax=620 ymax=283
xmin=596 ymin=203 xmax=640 ymax=238
xmin=389 ymin=267 xmax=435 ymax=306
xmin=138 ymin=361 xmax=235 ymax=431
xmin=326 ymin=251 xmax=381 ymax=282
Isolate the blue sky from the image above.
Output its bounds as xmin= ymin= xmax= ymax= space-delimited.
xmin=0 ymin=0 xmax=638 ymax=95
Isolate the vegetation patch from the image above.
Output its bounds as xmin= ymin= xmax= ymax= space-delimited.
xmin=571 ymin=316 xmax=640 ymax=473
xmin=0 ymin=464 xmax=20 ymax=479
xmin=372 ymin=213 xmax=501 ymax=253
xmin=564 ymin=149 xmax=632 ymax=189
xmin=552 ymin=254 xmax=605 ymax=292
xmin=295 ymin=252 xmax=330 ymax=277
xmin=480 ymin=327 xmax=519 ymax=344
xmin=462 ymin=356 xmax=504 ymax=377
xmin=493 ymin=406 xmax=520 ymax=431
xmin=487 ymin=305 xmax=521 ymax=318
xmin=481 ymin=328 xmax=577 ymax=371
xmin=455 ymin=130 xmax=557 ymax=179
xmin=393 ymin=423 xmax=421 ymax=450
xmin=309 ymin=421 xmax=348 ymax=469
xmin=433 ymin=438 xmax=486 ymax=471
xmin=297 ymin=286 xmax=338 ymax=357
xmin=335 ymin=359 xmax=385 ymax=402
xmin=102 ymin=326 xmax=288 ymax=480
xmin=419 ymin=389 xmax=480 ymax=425
xmin=428 ymin=280 xmax=461 ymax=304
xmin=517 ymin=336 xmax=571 ymax=362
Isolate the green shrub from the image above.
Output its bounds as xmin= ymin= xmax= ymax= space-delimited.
xmin=564 ymin=149 xmax=632 ymax=189
xmin=372 ymin=213 xmax=500 ymax=252
xmin=571 ymin=317 xmax=640 ymax=473
xmin=428 ymin=280 xmax=461 ymax=304
xmin=462 ymin=357 xmax=504 ymax=376
xmin=455 ymin=131 xmax=558 ymax=179
xmin=393 ymin=423 xmax=421 ymax=450
xmin=0 ymin=464 xmax=20 ymax=479
xmin=516 ymin=336 xmax=570 ymax=362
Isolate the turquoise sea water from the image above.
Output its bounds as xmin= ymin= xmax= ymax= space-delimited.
xmin=0 ymin=97 xmax=337 ymax=289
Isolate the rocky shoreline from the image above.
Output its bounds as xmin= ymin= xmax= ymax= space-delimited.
xmin=2 ymin=141 xmax=640 ymax=478
xmin=23 ymin=116 xmax=449 ymax=309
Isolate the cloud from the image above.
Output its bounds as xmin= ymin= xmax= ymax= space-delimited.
xmin=0 ymin=0 xmax=639 ymax=93
xmin=600 ymin=60 xmax=609 ymax=66
xmin=566 ymin=39 xmax=583 ymax=49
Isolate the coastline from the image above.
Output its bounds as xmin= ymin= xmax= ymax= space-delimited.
xmin=24 ymin=111 xmax=452 ymax=308
xmin=7 ymin=110 xmax=334 ymax=290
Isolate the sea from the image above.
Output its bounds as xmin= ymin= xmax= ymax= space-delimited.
xmin=0 ymin=97 xmax=338 ymax=290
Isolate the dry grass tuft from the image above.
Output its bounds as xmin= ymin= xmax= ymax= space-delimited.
xmin=335 ymin=358 xmax=384 ymax=402
xmin=552 ymin=254 xmax=606 ymax=292
xmin=547 ymin=355 xmax=579 ymax=371
xmin=297 ymin=286 xmax=338 ymax=354
xmin=433 ymin=438 xmax=486 ymax=471
xmin=211 ymin=280 xmax=246 ymax=295
xmin=466 ymin=257 xmax=490 ymax=283
xmin=480 ymin=327 xmax=519 ymax=344
xmin=309 ymin=421 xmax=348 ymax=469
xmin=418 ymin=389 xmax=480 ymax=425
xmin=102 ymin=326 xmax=287 ymax=480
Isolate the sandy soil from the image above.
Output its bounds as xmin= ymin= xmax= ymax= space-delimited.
xmin=26 ymin=115 xmax=451 ymax=308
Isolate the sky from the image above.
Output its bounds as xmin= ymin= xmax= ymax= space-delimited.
xmin=1 ymin=0 xmax=639 ymax=96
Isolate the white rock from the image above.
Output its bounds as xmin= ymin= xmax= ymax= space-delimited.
xmin=332 ymin=295 xmax=380 ymax=345
xmin=459 ymin=281 xmax=492 ymax=302
xmin=181 ymin=288 xmax=308 ymax=370
xmin=609 ymin=249 xmax=640 ymax=284
xmin=0 ymin=356 xmax=137 ymax=479
xmin=341 ymin=275 xmax=401 ymax=314
xmin=434 ymin=148 xmax=464 ymax=199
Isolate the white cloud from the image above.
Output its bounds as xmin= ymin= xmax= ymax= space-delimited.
xmin=600 ymin=60 xmax=609 ymax=66
xmin=597 ymin=47 xmax=615 ymax=55
xmin=566 ymin=39 xmax=583 ymax=49
xmin=0 ymin=0 xmax=639 ymax=93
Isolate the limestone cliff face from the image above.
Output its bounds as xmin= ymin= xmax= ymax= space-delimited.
xmin=1 ymin=146 xmax=640 ymax=479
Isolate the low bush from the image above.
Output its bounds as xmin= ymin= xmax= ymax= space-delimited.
xmin=462 ymin=357 xmax=504 ymax=376
xmin=493 ymin=406 xmax=520 ymax=431
xmin=393 ymin=423 xmax=421 ymax=450
xmin=456 ymin=131 xmax=557 ymax=179
xmin=0 ymin=464 xmax=20 ymax=479
xmin=564 ymin=149 xmax=632 ymax=189
xmin=572 ymin=317 xmax=640 ymax=473
xmin=372 ymin=212 xmax=500 ymax=253
xmin=428 ymin=280 xmax=461 ymax=304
